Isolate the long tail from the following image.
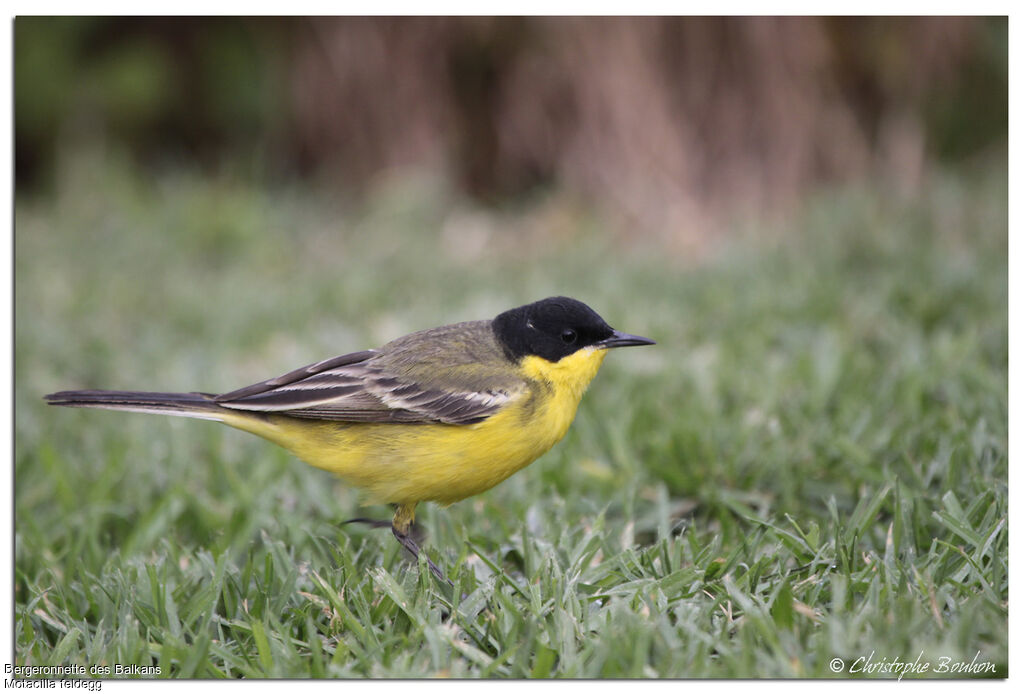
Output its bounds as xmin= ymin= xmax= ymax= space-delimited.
xmin=44 ymin=390 xmax=228 ymax=422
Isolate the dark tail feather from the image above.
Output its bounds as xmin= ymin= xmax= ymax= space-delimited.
xmin=44 ymin=390 xmax=227 ymax=421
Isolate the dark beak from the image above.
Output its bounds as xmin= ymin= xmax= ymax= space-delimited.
xmin=598 ymin=330 xmax=656 ymax=349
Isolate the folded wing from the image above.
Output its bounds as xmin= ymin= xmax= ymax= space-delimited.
xmin=214 ymin=327 xmax=523 ymax=425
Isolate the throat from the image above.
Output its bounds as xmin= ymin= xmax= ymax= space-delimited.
xmin=520 ymin=347 xmax=608 ymax=403
xmin=505 ymin=347 xmax=607 ymax=466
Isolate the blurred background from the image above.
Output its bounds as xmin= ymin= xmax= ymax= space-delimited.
xmin=15 ymin=17 xmax=1006 ymax=238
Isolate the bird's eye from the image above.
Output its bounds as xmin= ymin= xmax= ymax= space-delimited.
xmin=561 ymin=328 xmax=578 ymax=344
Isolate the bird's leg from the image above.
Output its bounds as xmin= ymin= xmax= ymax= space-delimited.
xmin=391 ymin=503 xmax=451 ymax=584
xmin=342 ymin=517 xmax=392 ymax=529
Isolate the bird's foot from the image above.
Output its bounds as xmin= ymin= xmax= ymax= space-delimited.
xmin=391 ymin=524 xmax=452 ymax=585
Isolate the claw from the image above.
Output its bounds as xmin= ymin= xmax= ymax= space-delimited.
xmin=343 ymin=505 xmax=452 ymax=585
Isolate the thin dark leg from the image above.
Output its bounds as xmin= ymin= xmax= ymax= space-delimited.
xmin=342 ymin=517 xmax=393 ymax=529
xmin=391 ymin=525 xmax=450 ymax=583
xmin=341 ymin=506 xmax=451 ymax=584
xmin=391 ymin=503 xmax=451 ymax=585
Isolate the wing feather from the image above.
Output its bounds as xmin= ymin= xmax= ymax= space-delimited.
xmin=215 ymin=350 xmax=379 ymax=401
xmin=214 ymin=323 xmax=524 ymax=425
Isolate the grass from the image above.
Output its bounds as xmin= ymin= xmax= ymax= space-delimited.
xmin=14 ymin=152 xmax=1007 ymax=678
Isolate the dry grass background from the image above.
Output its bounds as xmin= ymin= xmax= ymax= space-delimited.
xmin=16 ymin=17 xmax=1006 ymax=244
xmin=288 ymin=17 xmax=996 ymax=235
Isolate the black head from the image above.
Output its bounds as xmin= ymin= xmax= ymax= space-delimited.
xmin=492 ymin=296 xmax=655 ymax=363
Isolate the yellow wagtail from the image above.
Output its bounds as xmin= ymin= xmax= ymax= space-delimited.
xmin=46 ymin=296 xmax=655 ymax=580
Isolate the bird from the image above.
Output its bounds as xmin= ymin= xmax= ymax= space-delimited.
xmin=45 ymin=296 xmax=655 ymax=581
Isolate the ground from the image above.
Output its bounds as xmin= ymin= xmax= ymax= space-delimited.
xmin=14 ymin=154 xmax=1007 ymax=677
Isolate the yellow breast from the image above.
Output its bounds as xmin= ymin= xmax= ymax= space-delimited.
xmin=228 ymin=347 xmax=608 ymax=506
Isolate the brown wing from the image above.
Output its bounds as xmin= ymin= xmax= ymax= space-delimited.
xmin=214 ymin=323 xmax=524 ymax=425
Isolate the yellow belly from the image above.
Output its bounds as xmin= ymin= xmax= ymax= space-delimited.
xmin=221 ymin=347 xmax=608 ymax=505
